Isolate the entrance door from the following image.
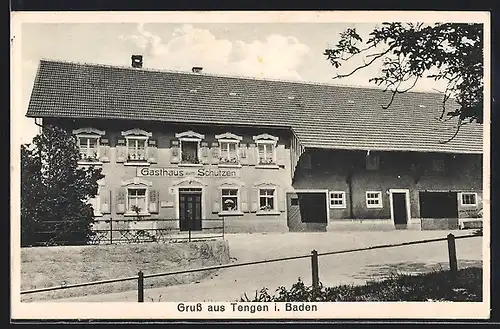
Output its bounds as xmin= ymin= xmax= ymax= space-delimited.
xmin=179 ymin=189 xmax=202 ymax=231
xmin=391 ymin=192 xmax=409 ymax=229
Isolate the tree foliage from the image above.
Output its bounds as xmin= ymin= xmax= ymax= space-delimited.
xmin=21 ymin=125 xmax=104 ymax=246
xmin=324 ymin=23 xmax=483 ymax=140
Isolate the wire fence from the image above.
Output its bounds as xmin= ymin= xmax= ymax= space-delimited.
xmin=20 ymin=232 xmax=482 ymax=301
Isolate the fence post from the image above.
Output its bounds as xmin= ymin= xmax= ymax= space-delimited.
xmin=447 ymin=233 xmax=458 ymax=275
xmin=189 ymin=229 xmax=191 ymax=242
xmin=137 ymin=271 xmax=144 ymax=302
xmin=311 ymin=250 xmax=319 ymax=290
xmin=222 ymin=217 xmax=225 ymax=239
xmin=110 ymin=219 xmax=113 ymax=244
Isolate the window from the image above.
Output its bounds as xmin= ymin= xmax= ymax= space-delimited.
xmin=253 ymin=133 xmax=279 ymax=165
xmin=366 ymin=191 xmax=383 ymax=208
xmin=366 ymin=154 xmax=380 ymax=170
xmin=259 ymin=188 xmax=276 ymax=211
xmin=128 ymin=188 xmax=147 ymax=213
xmin=220 ymin=141 xmax=239 ymax=164
xmin=460 ymin=192 xmax=478 ymax=207
xmin=181 ymin=141 xmax=200 ymax=164
xmin=257 ymin=143 xmax=275 ymax=165
xmin=73 ymin=128 xmax=105 ymax=163
xmin=127 ymin=139 xmax=147 ymax=161
xmin=329 ymin=191 xmax=346 ymax=209
xmin=78 ymin=136 xmax=99 ymax=161
xmin=221 ymin=188 xmax=239 ymax=212
xmin=175 ymin=131 xmax=205 ymax=165
xmin=87 ymin=182 xmax=104 ymax=216
xmin=121 ymin=129 xmax=152 ymax=163
xmin=216 ymin=133 xmax=243 ymax=165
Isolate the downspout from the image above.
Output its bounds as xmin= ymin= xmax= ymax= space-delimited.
xmin=346 ymin=170 xmax=354 ymax=220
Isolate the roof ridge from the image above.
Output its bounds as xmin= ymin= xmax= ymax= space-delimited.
xmin=38 ymin=58 xmax=444 ymax=96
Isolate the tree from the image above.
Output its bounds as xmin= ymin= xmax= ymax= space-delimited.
xmin=21 ymin=125 xmax=104 ymax=246
xmin=324 ymin=23 xmax=483 ymax=142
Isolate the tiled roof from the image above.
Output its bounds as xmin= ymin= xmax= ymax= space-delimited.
xmin=26 ymin=59 xmax=483 ymax=154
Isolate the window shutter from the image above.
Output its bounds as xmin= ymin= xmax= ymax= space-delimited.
xmin=278 ymin=187 xmax=286 ymax=212
xmin=170 ymin=140 xmax=180 ymax=164
xmin=200 ymin=141 xmax=210 ymax=164
xmin=100 ymin=189 xmax=111 ymax=214
xmin=212 ymin=200 xmax=221 ymax=213
xmin=100 ymin=137 xmax=111 ymax=162
xmin=147 ymin=139 xmax=158 ymax=164
xmin=116 ymin=187 xmax=126 ymax=214
xmin=210 ymin=142 xmax=220 ymax=164
xmin=241 ymin=188 xmax=249 ymax=212
xmin=239 ymin=143 xmax=248 ymax=165
xmin=148 ymin=189 xmax=159 ymax=213
xmin=276 ymin=144 xmax=286 ymax=167
xmin=250 ymin=187 xmax=259 ymax=212
xmin=247 ymin=143 xmax=257 ymax=166
xmin=116 ymin=138 xmax=127 ymax=163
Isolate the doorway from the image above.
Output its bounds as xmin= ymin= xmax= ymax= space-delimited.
xmin=179 ymin=188 xmax=202 ymax=231
xmin=389 ymin=189 xmax=410 ymax=229
xmin=419 ymin=191 xmax=459 ymax=219
xmin=287 ymin=191 xmax=328 ymax=232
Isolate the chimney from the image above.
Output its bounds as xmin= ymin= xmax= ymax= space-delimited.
xmin=131 ymin=55 xmax=143 ymax=68
xmin=192 ymin=66 xmax=203 ymax=73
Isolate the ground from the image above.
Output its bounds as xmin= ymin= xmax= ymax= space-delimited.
xmin=38 ymin=229 xmax=482 ymax=302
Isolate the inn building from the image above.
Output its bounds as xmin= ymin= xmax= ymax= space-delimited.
xmin=25 ymin=56 xmax=484 ymax=233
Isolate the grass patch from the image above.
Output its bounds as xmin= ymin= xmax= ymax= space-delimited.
xmin=21 ymin=241 xmax=230 ymax=302
xmin=242 ymin=267 xmax=482 ymax=302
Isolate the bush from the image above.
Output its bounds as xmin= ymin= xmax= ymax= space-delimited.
xmin=241 ymin=267 xmax=482 ymax=302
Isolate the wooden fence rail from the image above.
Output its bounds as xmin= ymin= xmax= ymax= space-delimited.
xmin=20 ymin=233 xmax=480 ymax=301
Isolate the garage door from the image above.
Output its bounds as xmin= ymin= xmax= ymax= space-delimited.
xmin=419 ymin=191 xmax=458 ymax=218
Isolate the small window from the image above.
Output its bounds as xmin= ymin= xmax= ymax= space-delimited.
xmin=219 ymin=141 xmax=239 ymax=164
xmin=259 ymin=188 xmax=276 ymax=211
xmin=366 ymin=154 xmax=380 ymax=170
xmin=78 ymin=136 xmax=100 ymax=161
xmin=257 ymin=143 xmax=275 ymax=165
xmin=221 ymin=188 xmax=239 ymax=212
xmin=73 ymin=128 xmax=105 ymax=163
xmin=127 ymin=138 xmax=147 ymax=161
xmin=329 ymin=191 xmax=346 ymax=209
xmin=181 ymin=141 xmax=200 ymax=164
xmin=291 ymin=198 xmax=299 ymax=206
xmin=460 ymin=192 xmax=478 ymax=207
xmin=128 ymin=188 xmax=147 ymax=213
xmin=366 ymin=191 xmax=383 ymax=208
xmin=121 ymin=129 xmax=152 ymax=163
xmin=253 ymin=133 xmax=279 ymax=166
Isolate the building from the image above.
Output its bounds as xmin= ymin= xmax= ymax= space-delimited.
xmin=25 ymin=56 xmax=484 ymax=233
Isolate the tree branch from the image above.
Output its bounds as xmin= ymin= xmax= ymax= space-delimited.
xmin=333 ymin=49 xmax=390 ymax=79
xmin=438 ymin=120 xmax=467 ymax=144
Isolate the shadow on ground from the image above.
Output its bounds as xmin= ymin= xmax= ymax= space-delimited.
xmin=353 ymin=259 xmax=483 ymax=281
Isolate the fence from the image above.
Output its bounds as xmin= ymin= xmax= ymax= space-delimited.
xmin=20 ymin=232 xmax=481 ymax=301
xmin=26 ymin=217 xmax=225 ymax=246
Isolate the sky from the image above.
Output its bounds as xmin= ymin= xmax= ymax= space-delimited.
xmin=17 ymin=21 xmax=450 ymax=146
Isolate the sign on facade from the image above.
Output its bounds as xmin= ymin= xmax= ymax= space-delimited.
xmin=137 ymin=167 xmax=240 ymax=178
